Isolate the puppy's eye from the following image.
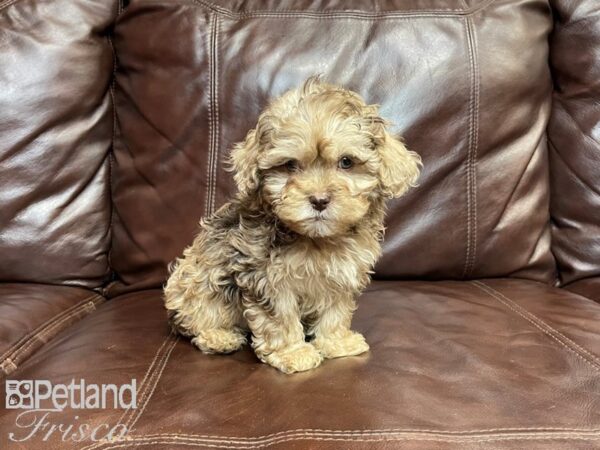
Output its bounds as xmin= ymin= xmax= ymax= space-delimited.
xmin=284 ymin=160 xmax=298 ymax=172
xmin=338 ymin=156 xmax=354 ymax=170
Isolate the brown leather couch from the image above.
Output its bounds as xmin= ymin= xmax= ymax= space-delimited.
xmin=1 ymin=0 xmax=599 ymax=448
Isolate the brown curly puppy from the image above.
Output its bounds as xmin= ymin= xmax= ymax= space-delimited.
xmin=164 ymin=77 xmax=421 ymax=374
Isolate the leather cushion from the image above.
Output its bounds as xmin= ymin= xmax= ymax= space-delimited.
xmin=564 ymin=278 xmax=600 ymax=304
xmin=2 ymin=280 xmax=599 ymax=449
xmin=0 ymin=0 xmax=118 ymax=287
xmin=548 ymin=0 xmax=600 ymax=286
xmin=0 ymin=284 xmax=104 ymax=377
xmin=107 ymin=0 xmax=556 ymax=295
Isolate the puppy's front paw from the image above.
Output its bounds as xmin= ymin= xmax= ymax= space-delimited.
xmin=192 ymin=329 xmax=246 ymax=354
xmin=313 ymin=331 xmax=369 ymax=359
xmin=263 ymin=343 xmax=324 ymax=374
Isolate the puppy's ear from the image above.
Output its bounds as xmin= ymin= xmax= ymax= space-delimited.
xmin=368 ymin=116 xmax=422 ymax=198
xmin=228 ymin=115 xmax=272 ymax=195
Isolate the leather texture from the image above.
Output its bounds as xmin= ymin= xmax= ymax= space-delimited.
xmin=564 ymin=278 xmax=600 ymax=304
xmin=2 ymin=280 xmax=599 ymax=449
xmin=0 ymin=284 xmax=104 ymax=376
xmin=1 ymin=0 xmax=600 ymax=449
xmin=107 ymin=0 xmax=556 ymax=295
xmin=0 ymin=0 xmax=118 ymax=288
xmin=548 ymin=0 xmax=600 ymax=287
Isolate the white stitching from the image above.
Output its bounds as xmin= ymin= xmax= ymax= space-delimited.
xmin=191 ymin=0 xmax=497 ymax=18
xmin=125 ymin=336 xmax=179 ymax=432
xmin=0 ymin=293 xmax=100 ymax=362
xmin=108 ymin=0 xmax=498 ymax=20
xmin=210 ymin=14 xmax=220 ymax=214
xmin=472 ymin=281 xmax=600 ymax=372
xmin=80 ymin=335 xmax=174 ymax=450
xmin=119 ymin=336 xmax=172 ymax=425
xmin=8 ymin=300 xmax=99 ymax=365
xmin=462 ymin=17 xmax=474 ymax=278
xmin=0 ymin=295 xmax=102 ymax=369
xmin=205 ymin=13 xmax=218 ymax=216
xmin=128 ymin=427 xmax=600 ymax=440
xmin=87 ymin=430 xmax=600 ymax=450
xmin=468 ymin=17 xmax=480 ymax=276
xmin=0 ymin=358 xmax=17 ymax=375
xmin=204 ymin=13 xmax=213 ymax=216
xmin=0 ymin=0 xmax=19 ymax=12
xmin=462 ymin=16 xmax=479 ymax=279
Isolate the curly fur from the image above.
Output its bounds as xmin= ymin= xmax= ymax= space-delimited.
xmin=164 ymin=77 xmax=421 ymax=373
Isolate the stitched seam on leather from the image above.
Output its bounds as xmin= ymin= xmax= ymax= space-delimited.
xmin=92 ymin=438 xmax=600 ymax=450
xmin=115 ymin=335 xmax=171 ymax=427
xmin=128 ymin=428 xmax=600 ymax=440
xmin=205 ymin=12 xmax=218 ymax=216
xmin=105 ymin=29 xmax=119 ymax=294
xmin=468 ymin=16 xmax=479 ymax=276
xmin=0 ymin=293 xmax=101 ymax=363
xmin=0 ymin=294 xmax=97 ymax=361
xmin=192 ymin=0 xmax=497 ymax=18
xmin=204 ymin=12 xmax=212 ymax=216
xmin=90 ymin=437 xmax=600 ymax=449
xmin=89 ymin=431 xmax=600 ymax=450
xmin=0 ymin=0 xmax=19 ymax=13
xmin=9 ymin=301 xmax=98 ymax=360
xmin=462 ymin=16 xmax=479 ymax=279
xmin=6 ymin=299 xmax=101 ymax=368
xmin=211 ymin=14 xmax=220 ymax=214
xmin=0 ymin=0 xmax=496 ymax=16
xmin=0 ymin=358 xmax=17 ymax=376
xmin=472 ymin=281 xmax=600 ymax=371
xmin=90 ymin=427 xmax=600 ymax=448
xmin=0 ymin=298 xmax=101 ymax=377
xmin=80 ymin=334 xmax=175 ymax=450
xmin=462 ymin=17 xmax=474 ymax=279
xmin=123 ymin=336 xmax=178 ymax=432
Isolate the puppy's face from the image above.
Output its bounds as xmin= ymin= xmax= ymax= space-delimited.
xmin=230 ymin=78 xmax=422 ymax=238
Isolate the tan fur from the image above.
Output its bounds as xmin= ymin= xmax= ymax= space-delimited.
xmin=164 ymin=77 xmax=421 ymax=373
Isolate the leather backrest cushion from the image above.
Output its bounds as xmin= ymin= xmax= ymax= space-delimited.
xmin=548 ymin=0 xmax=600 ymax=287
xmin=0 ymin=0 xmax=118 ymax=288
xmin=108 ymin=0 xmax=557 ymax=295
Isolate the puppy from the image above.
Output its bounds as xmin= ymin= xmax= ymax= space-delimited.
xmin=164 ymin=77 xmax=421 ymax=374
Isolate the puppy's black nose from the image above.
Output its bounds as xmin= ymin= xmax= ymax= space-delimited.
xmin=309 ymin=195 xmax=331 ymax=212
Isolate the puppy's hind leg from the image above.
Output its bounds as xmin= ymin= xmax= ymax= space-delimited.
xmin=192 ymin=326 xmax=246 ymax=354
xmin=164 ymin=262 xmax=246 ymax=354
xmin=169 ymin=291 xmax=246 ymax=354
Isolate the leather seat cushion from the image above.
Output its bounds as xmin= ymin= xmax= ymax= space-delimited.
xmin=2 ymin=280 xmax=599 ymax=449
xmin=0 ymin=284 xmax=104 ymax=377
xmin=564 ymin=278 xmax=600 ymax=304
